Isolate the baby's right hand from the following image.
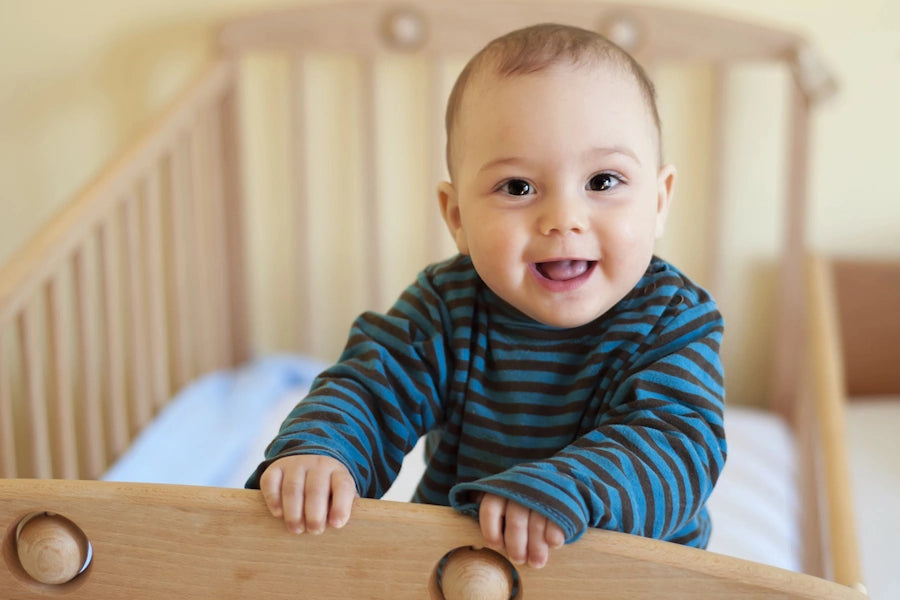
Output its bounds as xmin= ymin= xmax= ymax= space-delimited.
xmin=259 ymin=455 xmax=358 ymax=534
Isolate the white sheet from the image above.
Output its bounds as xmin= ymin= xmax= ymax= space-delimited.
xmin=706 ymin=406 xmax=801 ymax=572
xmin=105 ymin=359 xmax=801 ymax=572
xmin=845 ymin=397 xmax=900 ymax=599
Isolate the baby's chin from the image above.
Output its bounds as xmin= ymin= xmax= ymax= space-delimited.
xmin=517 ymin=302 xmax=609 ymax=330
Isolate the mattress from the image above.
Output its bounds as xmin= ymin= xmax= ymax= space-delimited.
xmin=104 ymin=357 xmax=801 ymax=571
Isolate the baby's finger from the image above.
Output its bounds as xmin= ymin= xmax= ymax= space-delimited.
xmin=303 ymin=467 xmax=334 ymax=534
xmin=502 ymin=502 xmax=530 ymax=566
xmin=527 ymin=512 xmax=550 ymax=569
xmin=328 ymin=470 xmax=358 ymax=529
xmin=259 ymin=464 xmax=285 ymax=518
xmin=478 ymin=494 xmax=507 ymax=551
xmin=280 ymin=467 xmax=308 ymax=534
xmin=545 ymin=521 xmax=565 ymax=549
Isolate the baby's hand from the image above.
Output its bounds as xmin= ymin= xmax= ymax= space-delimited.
xmin=478 ymin=493 xmax=565 ymax=568
xmin=259 ymin=455 xmax=358 ymax=534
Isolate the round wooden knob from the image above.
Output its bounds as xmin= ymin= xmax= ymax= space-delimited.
xmin=439 ymin=547 xmax=517 ymax=600
xmin=16 ymin=513 xmax=90 ymax=585
xmin=382 ymin=8 xmax=426 ymax=50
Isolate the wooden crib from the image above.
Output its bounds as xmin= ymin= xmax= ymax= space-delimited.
xmin=0 ymin=1 xmax=867 ymax=597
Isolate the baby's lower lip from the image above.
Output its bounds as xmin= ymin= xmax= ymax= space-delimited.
xmin=531 ymin=260 xmax=597 ymax=291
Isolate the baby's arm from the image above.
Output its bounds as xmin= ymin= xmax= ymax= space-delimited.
xmin=259 ymin=455 xmax=358 ymax=534
xmin=478 ymin=493 xmax=565 ymax=568
xmin=452 ymin=301 xmax=727 ymax=550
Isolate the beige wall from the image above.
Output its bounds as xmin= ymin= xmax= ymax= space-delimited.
xmin=1 ymin=0 xmax=898 ymax=405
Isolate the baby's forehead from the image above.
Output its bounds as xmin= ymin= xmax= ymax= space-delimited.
xmin=461 ymin=60 xmax=651 ymax=123
xmin=451 ymin=62 xmax=661 ymax=167
xmin=472 ymin=58 xmax=622 ymax=91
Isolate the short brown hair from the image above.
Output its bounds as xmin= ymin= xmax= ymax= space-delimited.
xmin=444 ymin=23 xmax=662 ymax=176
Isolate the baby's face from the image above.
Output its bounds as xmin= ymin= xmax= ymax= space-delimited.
xmin=439 ymin=63 xmax=675 ymax=328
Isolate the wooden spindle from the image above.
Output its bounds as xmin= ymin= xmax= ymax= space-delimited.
xmin=704 ymin=65 xmax=728 ymax=298
xmin=189 ymin=121 xmax=216 ymax=375
xmin=0 ymin=331 xmax=17 ymax=477
xmin=19 ymin=306 xmax=52 ymax=478
xmin=45 ymin=275 xmax=79 ymax=479
xmin=125 ymin=192 xmax=152 ymax=430
xmin=142 ymin=168 xmax=172 ymax=411
xmin=168 ymin=138 xmax=195 ymax=388
xmin=203 ymin=101 xmax=231 ymax=370
xmin=360 ymin=56 xmax=383 ymax=309
xmin=73 ymin=246 xmax=107 ymax=478
xmin=427 ymin=55 xmax=453 ymax=263
xmin=218 ymin=68 xmax=250 ymax=366
xmin=98 ymin=216 xmax=129 ymax=457
xmin=290 ymin=53 xmax=313 ymax=356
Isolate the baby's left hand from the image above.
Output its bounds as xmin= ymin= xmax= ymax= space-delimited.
xmin=478 ymin=493 xmax=565 ymax=568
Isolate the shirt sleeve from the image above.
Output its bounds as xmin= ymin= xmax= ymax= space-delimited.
xmin=245 ymin=280 xmax=449 ymax=496
xmin=448 ymin=300 xmax=726 ymax=547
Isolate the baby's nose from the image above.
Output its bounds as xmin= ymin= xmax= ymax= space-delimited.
xmin=538 ymin=195 xmax=588 ymax=235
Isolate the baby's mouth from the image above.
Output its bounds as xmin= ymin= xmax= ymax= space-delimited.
xmin=535 ymin=260 xmax=596 ymax=281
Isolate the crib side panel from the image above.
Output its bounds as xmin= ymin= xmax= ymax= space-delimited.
xmin=0 ymin=59 xmax=247 ymax=480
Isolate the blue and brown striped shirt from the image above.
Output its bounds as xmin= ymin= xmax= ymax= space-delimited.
xmin=247 ymin=254 xmax=726 ymax=547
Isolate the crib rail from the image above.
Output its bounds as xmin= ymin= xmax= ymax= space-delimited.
xmin=0 ymin=479 xmax=867 ymax=599
xmin=0 ymin=59 xmax=247 ymax=480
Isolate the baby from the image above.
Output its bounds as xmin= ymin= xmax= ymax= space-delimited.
xmin=247 ymin=23 xmax=726 ymax=570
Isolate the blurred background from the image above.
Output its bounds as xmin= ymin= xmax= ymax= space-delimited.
xmin=1 ymin=0 xmax=898 ymax=408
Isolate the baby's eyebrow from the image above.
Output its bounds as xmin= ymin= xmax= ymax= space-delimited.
xmin=589 ymin=145 xmax=642 ymax=167
xmin=477 ymin=156 xmax=527 ymax=174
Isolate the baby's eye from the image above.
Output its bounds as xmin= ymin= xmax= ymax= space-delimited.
xmin=586 ymin=173 xmax=621 ymax=192
xmin=499 ymin=179 xmax=533 ymax=196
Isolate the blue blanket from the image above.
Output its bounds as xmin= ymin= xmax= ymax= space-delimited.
xmin=103 ymin=355 xmax=326 ymax=488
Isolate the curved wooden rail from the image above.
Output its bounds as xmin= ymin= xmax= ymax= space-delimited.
xmin=0 ymin=479 xmax=864 ymax=599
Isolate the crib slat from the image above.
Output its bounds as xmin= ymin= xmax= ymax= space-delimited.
xmin=189 ymin=119 xmax=216 ymax=375
xmin=360 ymin=57 xmax=383 ymax=308
xmin=98 ymin=216 xmax=130 ymax=458
xmin=73 ymin=246 xmax=107 ymax=478
xmin=218 ymin=76 xmax=251 ymax=366
xmin=124 ymin=192 xmax=153 ymax=430
xmin=289 ymin=53 xmax=313 ymax=354
xmin=45 ymin=275 xmax=79 ymax=479
xmin=204 ymin=102 xmax=231 ymax=371
xmin=167 ymin=138 xmax=195 ymax=388
xmin=0 ymin=335 xmax=16 ymax=478
xmin=772 ymin=79 xmax=810 ymax=421
xmin=427 ymin=55 xmax=452 ymax=262
xmin=142 ymin=169 xmax=172 ymax=411
xmin=18 ymin=307 xmax=52 ymax=479
xmin=703 ymin=66 xmax=728 ymax=297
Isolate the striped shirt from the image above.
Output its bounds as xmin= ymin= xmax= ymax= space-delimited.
xmin=247 ymin=254 xmax=726 ymax=547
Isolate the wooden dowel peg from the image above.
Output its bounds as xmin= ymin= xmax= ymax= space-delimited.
xmin=439 ymin=547 xmax=517 ymax=600
xmin=16 ymin=512 xmax=90 ymax=585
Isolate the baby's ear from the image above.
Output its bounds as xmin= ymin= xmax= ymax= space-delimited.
xmin=437 ymin=181 xmax=469 ymax=254
xmin=654 ymin=164 xmax=676 ymax=239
